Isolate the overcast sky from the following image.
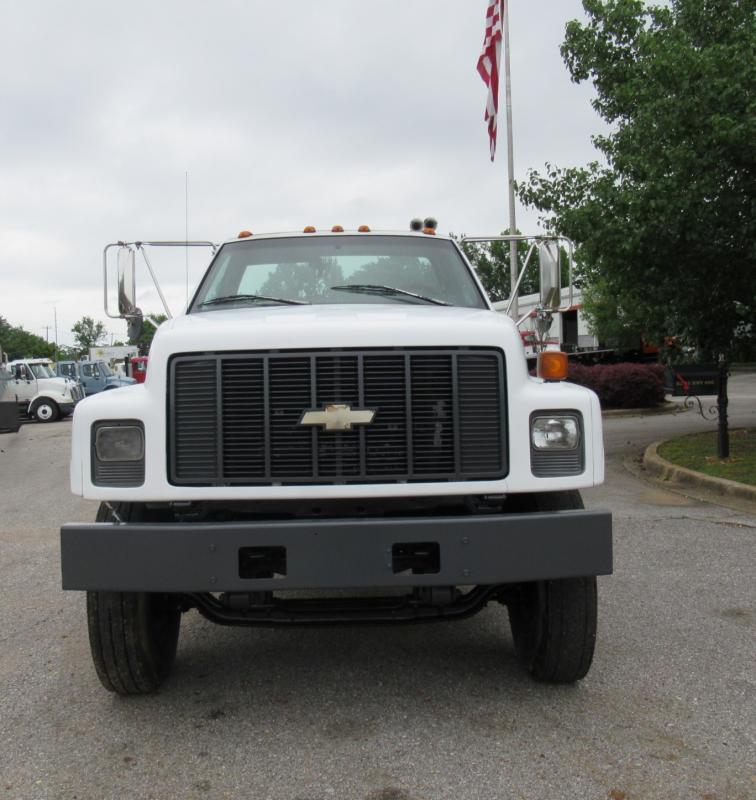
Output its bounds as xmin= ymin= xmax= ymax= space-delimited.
xmin=1 ymin=0 xmax=605 ymax=348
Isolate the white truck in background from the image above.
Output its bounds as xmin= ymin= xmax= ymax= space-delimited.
xmin=3 ymin=358 xmax=83 ymax=422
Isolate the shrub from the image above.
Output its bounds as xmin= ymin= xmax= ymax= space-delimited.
xmin=565 ymin=362 xmax=666 ymax=409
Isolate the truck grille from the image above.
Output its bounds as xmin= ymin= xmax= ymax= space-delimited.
xmin=169 ymin=348 xmax=507 ymax=486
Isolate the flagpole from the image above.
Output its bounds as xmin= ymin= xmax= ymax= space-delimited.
xmin=502 ymin=0 xmax=518 ymax=319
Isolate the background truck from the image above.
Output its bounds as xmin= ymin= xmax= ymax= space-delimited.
xmin=127 ymin=355 xmax=148 ymax=383
xmin=56 ymin=359 xmax=136 ymax=395
xmin=0 ymin=347 xmax=21 ymax=432
xmin=4 ymin=358 xmax=83 ymax=422
xmin=61 ymin=223 xmax=612 ymax=695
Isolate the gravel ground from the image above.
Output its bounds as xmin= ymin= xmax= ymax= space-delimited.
xmin=0 ymin=374 xmax=754 ymax=800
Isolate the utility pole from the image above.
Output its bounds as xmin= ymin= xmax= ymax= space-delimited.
xmin=53 ymin=307 xmax=59 ymax=360
xmin=42 ymin=325 xmax=51 ymax=342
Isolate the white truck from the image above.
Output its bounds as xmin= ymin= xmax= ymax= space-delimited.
xmin=61 ymin=224 xmax=612 ymax=695
xmin=0 ymin=347 xmax=21 ymax=432
xmin=4 ymin=358 xmax=84 ymax=422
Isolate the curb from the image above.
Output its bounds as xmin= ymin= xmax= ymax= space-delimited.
xmin=603 ymin=401 xmax=681 ymax=418
xmin=643 ymin=440 xmax=756 ymax=504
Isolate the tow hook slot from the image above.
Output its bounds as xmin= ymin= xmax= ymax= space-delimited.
xmin=392 ymin=542 xmax=440 ymax=575
xmin=239 ymin=546 xmax=287 ymax=579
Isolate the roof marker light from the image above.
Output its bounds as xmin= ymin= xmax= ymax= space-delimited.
xmin=237 ymin=230 xmax=253 ymax=238
xmin=303 ymin=226 xmax=316 ymax=233
xmin=358 ymin=225 xmax=371 ymax=232
xmin=422 ymin=227 xmax=436 ymax=235
xmin=331 ymin=225 xmax=344 ymax=232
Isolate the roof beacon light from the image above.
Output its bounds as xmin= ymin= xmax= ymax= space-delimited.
xmin=358 ymin=225 xmax=371 ymax=232
xmin=303 ymin=226 xmax=316 ymax=233
xmin=537 ymin=351 xmax=569 ymax=382
xmin=237 ymin=230 xmax=253 ymax=238
xmin=423 ymin=217 xmax=438 ymax=235
xmin=331 ymin=225 xmax=344 ymax=232
xmin=409 ymin=218 xmax=423 ymax=231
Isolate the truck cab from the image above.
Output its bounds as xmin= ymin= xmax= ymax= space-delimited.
xmin=56 ymin=360 xmax=136 ymax=395
xmin=128 ymin=356 xmax=148 ymax=383
xmin=61 ymin=225 xmax=612 ymax=695
xmin=0 ymin=348 xmax=21 ymax=432
xmin=5 ymin=358 xmax=83 ymax=422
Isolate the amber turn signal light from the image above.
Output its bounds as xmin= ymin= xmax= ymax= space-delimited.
xmin=358 ymin=225 xmax=370 ymax=232
xmin=331 ymin=225 xmax=344 ymax=232
xmin=303 ymin=226 xmax=316 ymax=233
xmin=237 ymin=230 xmax=253 ymax=238
xmin=537 ymin=351 xmax=569 ymax=381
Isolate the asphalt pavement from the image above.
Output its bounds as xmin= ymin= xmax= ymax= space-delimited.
xmin=0 ymin=374 xmax=754 ymax=800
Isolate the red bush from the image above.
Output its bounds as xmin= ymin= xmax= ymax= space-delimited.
xmin=565 ymin=362 xmax=666 ymax=409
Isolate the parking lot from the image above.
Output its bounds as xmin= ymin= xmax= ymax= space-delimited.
xmin=1 ymin=375 xmax=755 ymax=800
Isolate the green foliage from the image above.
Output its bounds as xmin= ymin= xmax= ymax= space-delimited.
xmin=136 ymin=313 xmax=169 ymax=355
xmin=0 ymin=315 xmax=56 ymax=359
xmin=517 ymin=0 xmax=755 ymax=358
xmin=71 ymin=316 xmax=107 ymax=356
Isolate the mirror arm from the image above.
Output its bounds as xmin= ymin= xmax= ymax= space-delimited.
xmin=505 ymin=242 xmax=537 ymax=316
xmin=136 ymin=245 xmax=173 ymax=319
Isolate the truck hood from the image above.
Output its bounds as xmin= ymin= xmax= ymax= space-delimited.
xmin=38 ymin=377 xmax=74 ymax=394
xmin=150 ymin=304 xmax=525 ymax=360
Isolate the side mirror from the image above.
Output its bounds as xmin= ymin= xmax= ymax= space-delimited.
xmin=117 ymin=246 xmax=137 ymax=317
xmin=127 ymin=309 xmax=144 ymax=345
xmin=538 ymin=241 xmax=561 ymax=310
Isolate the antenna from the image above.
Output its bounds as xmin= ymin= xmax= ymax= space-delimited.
xmin=185 ymin=171 xmax=189 ymax=308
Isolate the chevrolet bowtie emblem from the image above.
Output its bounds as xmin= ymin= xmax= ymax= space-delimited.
xmin=299 ymin=404 xmax=376 ymax=432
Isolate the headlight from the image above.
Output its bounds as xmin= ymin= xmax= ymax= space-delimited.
xmin=92 ymin=421 xmax=145 ymax=487
xmin=530 ymin=412 xmax=584 ymax=477
xmin=95 ymin=425 xmax=144 ymax=461
xmin=531 ymin=415 xmax=580 ymax=450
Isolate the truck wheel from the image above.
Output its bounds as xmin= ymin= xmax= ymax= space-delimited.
xmin=506 ymin=491 xmax=597 ymax=683
xmin=86 ymin=502 xmax=181 ymax=695
xmin=32 ymin=399 xmax=59 ymax=423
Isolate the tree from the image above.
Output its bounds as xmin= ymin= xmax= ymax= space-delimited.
xmin=71 ymin=316 xmax=107 ymax=356
xmin=136 ymin=313 xmax=168 ymax=355
xmin=516 ymin=0 xmax=755 ymax=359
xmin=0 ymin=315 xmax=56 ymax=359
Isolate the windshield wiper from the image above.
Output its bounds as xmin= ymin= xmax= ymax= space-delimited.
xmin=199 ymin=293 xmax=309 ymax=307
xmin=329 ymin=284 xmax=450 ymax=306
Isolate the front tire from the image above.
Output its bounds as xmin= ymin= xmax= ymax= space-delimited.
xmin=86 ymin=503 xmax=181 ymax=695
xmin=32 ymin=399 xmax=59 ymax=423
xmin=506 ymin=491 xmax=598 ymax=683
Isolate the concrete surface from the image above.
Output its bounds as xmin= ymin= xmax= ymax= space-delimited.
xmin=1 ymin=373 xmax=755 ymax=800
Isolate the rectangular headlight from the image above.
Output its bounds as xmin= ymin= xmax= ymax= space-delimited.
xmin=530 ymin=412 xmax=584 ymax=477
xmin=531 ymin=415 xmax=580 ymax=450
xmin=91 ymin=421 xmax=145 ymax=487
xmin=95 ymin=425 xmax=144 ymax=461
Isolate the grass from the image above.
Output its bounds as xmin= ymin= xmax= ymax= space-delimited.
xmin=659 ymin=428 xmax=756 ymax=486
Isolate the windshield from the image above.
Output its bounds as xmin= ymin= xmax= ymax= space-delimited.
xmin=190 ymin=236 xmax=486 ymax=311
xmin=98 ymin=362 xmax=114 ymax=377
xmin=29 ymin=364 xmax=54 ymax=379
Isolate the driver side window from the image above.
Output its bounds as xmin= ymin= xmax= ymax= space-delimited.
xmin=82 ymin=364 xmax=99 ymax=378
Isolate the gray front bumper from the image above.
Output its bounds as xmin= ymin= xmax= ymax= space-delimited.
xmin=61 ymin=510 xmax=612 ymax=592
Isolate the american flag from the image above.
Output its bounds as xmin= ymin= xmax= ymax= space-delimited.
xmin=477 ymin=0 xmax=503 ymax=161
